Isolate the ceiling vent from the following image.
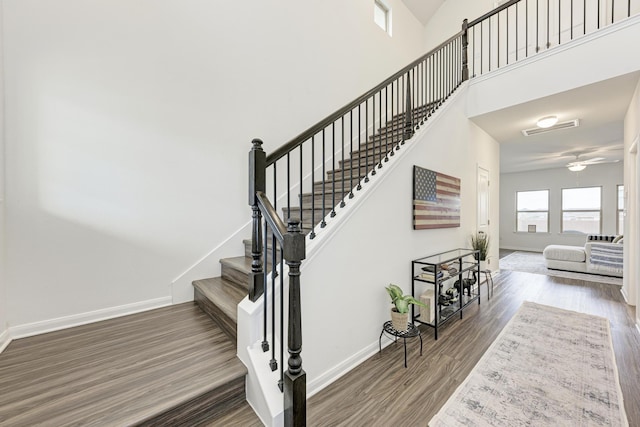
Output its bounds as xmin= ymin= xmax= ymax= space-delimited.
xmin=522 ymin=119 xmax=580 ymax=136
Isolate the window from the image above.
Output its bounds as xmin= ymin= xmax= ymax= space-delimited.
xmin=374 ymin=0 xmax=391 ymax=35
xmin=561 ymin=187 xmax=601 ymax=234
xmin=516 ymin=190 xmax=549 ymax=232
xmin=617 ymin=185 xmax=624 ymax=235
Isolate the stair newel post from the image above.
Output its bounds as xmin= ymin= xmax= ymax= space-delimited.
xmin=249 ymin=138 xmax=266 ymax=303
xmin=283 ymin=219 xmax=306 ymax=427
xmin=403 ymin=71 xmax=414 ymax=141
xmin=462 ymin=18 xmax=469 ymax=81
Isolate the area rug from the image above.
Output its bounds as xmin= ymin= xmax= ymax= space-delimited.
xmin=500 ymin=251 xmax=622 ymax=285
xmin=429 ymin=301 xmax=628 ymax=427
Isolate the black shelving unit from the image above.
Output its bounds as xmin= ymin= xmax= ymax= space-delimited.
xmin=412 ymin=248 xmax=481 ymax=340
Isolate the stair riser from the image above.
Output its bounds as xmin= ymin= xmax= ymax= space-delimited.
xmin=195 ymin=288 xmax=237 ymax=342
xmin=138 ymin=374 xmax=246 ymax=426
xmin=221 ymin=264 xmax=249 ymax=289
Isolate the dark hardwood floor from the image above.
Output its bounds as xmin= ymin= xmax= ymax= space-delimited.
xmin=0 ymin=303 xmax=257 ymax=426
xmin=307 ymin=270 xmax=640 ymax=426
xmin=1 ymin=271 xmax=637 ymax=426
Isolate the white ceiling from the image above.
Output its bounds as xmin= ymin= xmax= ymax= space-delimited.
xmin=469 ymin=71 xmax=640 ymax=173
xmin=402 ymin=0 xmax=447 ymax=25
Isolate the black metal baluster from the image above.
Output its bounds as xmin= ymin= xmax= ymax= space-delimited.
xmin=385 ymin=86 xmax=390 ymax=160
xmin=357 ymin=104 xmax=363 ymax=190
xmin=481 ymin=21 xmax=484 ymax=73
xmin=536 ymin=0 xmax=540 ymax=51
xmin=598 ymin=0 xmax=601 ymax=29
xmin=349 ymin=111 xmax=355 ymax=198
xmin=507 ymin=8 xmax=510 ymax=65
xmin=497 ymin=11 xmax=500 ymax=68
xmin=612 ymin=0 xmax=615 ymax=23
xmin=526 ymin=0 xmax=529 ymax=56
xmin=341 ymin=117 xmax=346 ymax=207
xmin=489 ymin=16 xmax=492 ymax=71
xmin=628 ymin=0 xmax=631 ymax=18
xmin=571 ymin=0 xmax=574 ymax=39
xmin=378 ymin=89 xmax=384 ymax=168
xmin=299 ymin=145 xmax=303 ymax=230
xmin=270 ymin=165 xmax=278 ymax=371
xmin=547 ymin=0 xmax=550 ymax=48
xmin=366 ymin=98 xmax=373 ymax=179
xmin=331 ymin=123 xmax=336 ymax=217
xmin=278 ymin=244 xmax=284 ymax=391
xmin=516 ymin=3 xmax=519 ymax=61
xmin=263 ymin=221 xmax=269 ymax=352
xmin=287 ymin=153 xmax=291 ymax=220
xmin=321 ymin=129 xmax=327 ymax=228
xmin=310 ymin=136 xmax=316 ymax=239
xmin=558 ymin=0 xmax=561 ymax=45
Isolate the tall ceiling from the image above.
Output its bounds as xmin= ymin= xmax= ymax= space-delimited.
xmin=402 ymin=0 xmax=447 ymax=25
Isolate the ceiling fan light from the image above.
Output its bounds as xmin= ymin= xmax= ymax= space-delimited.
xmin=568 ymin=164 xmax=586 ymax=172
xmin=537 ymin=116 xmax=559 ymax=128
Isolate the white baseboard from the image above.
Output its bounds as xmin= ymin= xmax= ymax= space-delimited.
xmin=621 ymin=287 xmax=630 ymax=304
xmin=0 ymin=329 xmax=11 ymax=354
xmin=307 ymin=337 xmax=394 ymax=398
xmin=9 ymin=296 xmax=173 ymax=339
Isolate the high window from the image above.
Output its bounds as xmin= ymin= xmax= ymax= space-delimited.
xmin=516 ymin=190 xmax=549 ymax=232
xmin=374 ymin=0 xmax=391 ymax=35
xmin=561 ymin=186 xmax=601 ymax=234
xmin=617 ymin=185 xmax=624 ymax=235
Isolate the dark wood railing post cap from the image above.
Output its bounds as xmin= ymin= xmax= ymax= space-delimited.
xmin=251 ymin=138 xmax=264 ymax=150
xmin=284 ymin=219 xmax=306 ymax=262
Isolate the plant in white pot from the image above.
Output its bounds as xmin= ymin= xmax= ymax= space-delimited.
xmin=470 ymin=231 xmax=490 ymax=271
xmin=385 ymin=284 xmax=426 ymax=332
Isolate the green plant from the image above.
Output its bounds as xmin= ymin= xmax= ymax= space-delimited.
xmin=385 ymin=284 xmax=426 ymax=314
xmin=470 ymin=232 xmax=490 ymax=261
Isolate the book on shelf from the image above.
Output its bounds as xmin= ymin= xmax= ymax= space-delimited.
xmin=419 ymin=271 xmax=444 ymax=281
xmin=418 ymin=289 xmax=435 ymax=323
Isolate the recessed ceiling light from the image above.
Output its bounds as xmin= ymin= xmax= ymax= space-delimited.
xmin=537 ymin=116 xmax=559 ymax=128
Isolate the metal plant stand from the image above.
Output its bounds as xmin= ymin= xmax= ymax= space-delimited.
xmin=379 ymin=321 xmax=423 ymax=368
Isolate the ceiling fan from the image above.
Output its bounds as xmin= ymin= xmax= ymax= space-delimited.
xmin=566 ymin=154 xmax=618 ymax=172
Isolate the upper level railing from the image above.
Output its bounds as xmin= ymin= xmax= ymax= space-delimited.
xmin=467 ymin=0 xmax=640 ymax=77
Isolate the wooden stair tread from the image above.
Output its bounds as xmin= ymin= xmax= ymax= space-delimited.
xmin=193 ymin=277 xmax=247 ymax=325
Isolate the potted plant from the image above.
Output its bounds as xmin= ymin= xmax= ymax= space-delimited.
xmin=470 ymin=231 xmax=490 ymax=270
xmin=385 ymin=284 xmax=426 ymax=332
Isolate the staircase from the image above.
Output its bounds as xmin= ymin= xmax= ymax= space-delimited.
xmin=190 ymin=102 xmax=442 ymax=422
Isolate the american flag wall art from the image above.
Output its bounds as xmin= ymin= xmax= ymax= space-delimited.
xmin=413 ymin=166 xmax=461 ymax=230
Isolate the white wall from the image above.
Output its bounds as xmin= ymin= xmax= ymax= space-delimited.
xmin=422 ymin=0 xmax=494 ymax=51
xmin=295 ymin=86 xmax=500 ymax=394
xmin=623 ymin=79 xmax=640 ymax=311
xmin=499 ymin=163 xmax=623 ymax=252
xmin=0 ymin=1 xmax=8 ymax=351
xmin=2 ymin=0 xmax=425 ymax=330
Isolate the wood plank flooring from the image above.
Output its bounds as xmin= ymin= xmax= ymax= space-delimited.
xmin=0 ymin=303 xmax=256 ymax=426
xmin=307 ymin=270 xmax=640 ymax=426
xmin=1 ymin=271 xmax=637 ymax=426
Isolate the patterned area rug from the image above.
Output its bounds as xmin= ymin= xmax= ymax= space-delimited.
xmin=499 ymin=251 xmax=622 ymax=285
xmin=429 ymin=302 xmax=628 ymax=426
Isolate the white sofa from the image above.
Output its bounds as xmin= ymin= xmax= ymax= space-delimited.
xmin=543 ymin=235 xmax=623 ymax=278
